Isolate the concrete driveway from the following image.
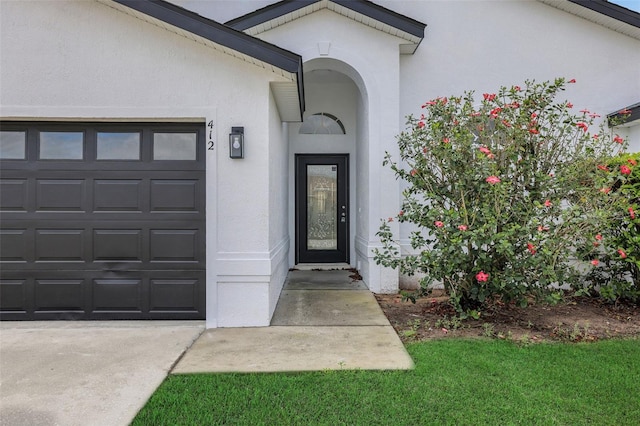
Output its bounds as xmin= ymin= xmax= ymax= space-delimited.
xmin=0 ymin=321 xmax=204 ymax=426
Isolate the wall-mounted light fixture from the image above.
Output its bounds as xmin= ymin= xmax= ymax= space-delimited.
xmin=229 ymin=127 xmax=244 ymax=159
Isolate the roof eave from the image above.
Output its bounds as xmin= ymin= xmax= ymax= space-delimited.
xmin=105 ymin=0 xmax=304 ymax=121
xmin=608 ymin=102 xmax=640 ymax=127
xmin=226 ymin=0 xmax=426 ymax=52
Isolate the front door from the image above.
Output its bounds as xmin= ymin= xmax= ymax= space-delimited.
xmin=295 ymin=154 xmax=349 ymax=263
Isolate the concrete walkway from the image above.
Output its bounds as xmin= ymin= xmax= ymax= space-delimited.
xmin=172 ymin=270 xmax=414 ymax=373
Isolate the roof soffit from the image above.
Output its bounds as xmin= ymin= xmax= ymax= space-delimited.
xmin=226 ymin=0 xmax=426 ymax=54
xmin=538 ymin=0 xmax=640 ymax=40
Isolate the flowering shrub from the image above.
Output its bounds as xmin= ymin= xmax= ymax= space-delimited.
xmin=579 ymin=152 xmax=640 ymax=303
xmin=374 ymin=78 xmax=627 ymax=314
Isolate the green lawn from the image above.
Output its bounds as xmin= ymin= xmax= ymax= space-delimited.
xmin=133 ymin=339 xmax=640 ymax=425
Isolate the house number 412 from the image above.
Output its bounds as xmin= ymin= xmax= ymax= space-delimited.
xmin=207 ymin=120 xmax=215 ymax=150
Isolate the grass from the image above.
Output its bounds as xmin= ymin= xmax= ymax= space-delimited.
xmin=132 ymin=339 xmax=640 ymax=425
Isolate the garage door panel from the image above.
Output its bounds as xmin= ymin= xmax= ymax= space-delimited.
xmin=0 ymin=122 xmax=205 ymax=320
xmin=93 ymin=279 xmax=142 ymax=312
xmin=149 ymin=279 xmax=199 ymax=312
xmin=36 ymin=179 xmax=86 ymax=211
xmin=0 ymin=229 xmax=29 ymax=262
xmin=93 ymin=180 xmax=143 ymax=212
xmin=35 ymin=229 xmax=85 ymax=262
xmin=0 ymin=279 xmax=28 ymax=312
xmin=35 ymin=279 xmax=84 ymax=311
xmin=150 ymin=180 xmax=199 ymax=211
xmin=150 ymin=230 xmax=199 ymax=262
xmin=0 ymin=179 xmax=28 ymax=211
xmin=94 ymin=229 xmax=142 ymax=261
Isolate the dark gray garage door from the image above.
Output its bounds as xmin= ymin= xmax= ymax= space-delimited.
xmin=0 ymin=122 xmax=205 ymax=320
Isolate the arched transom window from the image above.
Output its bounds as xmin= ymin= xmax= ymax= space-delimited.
xmin=299 ymin=113 xmax=346 ymax=135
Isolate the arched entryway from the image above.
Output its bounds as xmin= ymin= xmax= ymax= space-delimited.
xmin=288 ymin=59 xmax=368 ymax=269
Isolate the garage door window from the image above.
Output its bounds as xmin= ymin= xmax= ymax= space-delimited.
xmin=153 ymin=133 xmax=197 ymax=160
xmin=40 ymin=132 xmax=84 ymax=160
xmin=0 ymin=131 xmax=26 ymax=159
xmin=97 ymin=132 xmax=141 ymax=160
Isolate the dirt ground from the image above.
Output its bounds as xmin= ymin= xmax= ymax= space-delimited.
xmin=375 ymin=290 xmax=640 ymax=343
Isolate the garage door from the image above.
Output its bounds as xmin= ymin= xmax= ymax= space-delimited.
xmin=0 ymin=122 xmax=205 ymax=320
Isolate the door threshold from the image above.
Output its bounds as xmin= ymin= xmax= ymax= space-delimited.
xmin=294 ymin=263 xmax=352 ymax=271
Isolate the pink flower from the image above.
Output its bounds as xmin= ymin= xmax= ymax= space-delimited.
xmin=600 ymin=187 xmax=611 ymax=194
xmin=471 ymin=111 xmax=481 ymax=117
xmin=434 ymin=221 xmax=444 ymax=228
xmin=501 ymin=119 xmax=511 ymax=128
xmin=410 ymin=169 xmax=418 ymax=176
xmin=483 ymin=93 xmax=496 ymax=101
xmin=613 ymin=135 xmax=624 ymax=144
xmin=589 ymin=113 xmax=601 ymax=118
xmin=479 ymin=146 xmax=492 ymax=155
xmin=567 ymin=102 xmax=573 ymax=108
xmin=619 ymin=108 xmax=632 ymax=114
xmin=399 ymin=210 xmax=404 ymax=216
xmin=458 ymin=224 xmax=468 ymax=231
xmin=489 ymin=107 xmax=502 ymax=118
xmin=591 ymin=259 xmax=599 ymax=266
xmin=485 ymin=175 xmax=501 ymax=185
xmin=628 ymin=158 xmax=637 ymax=166
xmin=593 ymin=134 xmax=599 ymax=140
xmin=417 ymin=121 xmax=425 ymax=128
xmin=568 ymin=79 xmax=576 ymax=83
xmin=422 ymin=147 xmax=428 ymax=154
xmin=529 ymin=128 xmax=539 ymax=134
xmin=595 ymin=234 xmax=603 ymax=241
xmin=544 ymin=199 xmax=552 ymax=208
xmin=579 ymin=109 xmax=590 ymax=114
xmin=621 ymin=165 xmax=632 ymax=175
xmin=443 ymin=138 xmax=450 ymax=144
xmin=597 ymin=165 xmax=609 ymax=172
xmin=538 ymin=225 xmax=549 ymax=232
xmin=629 ymin=207 xmax=636 ymax=220
xmin=388 ymin=217 xmax=394 ymax=222
xmin=476 ymin=271 xmax=489 ymax=282
xmin=618 ymin=249 xmax=627 ymax=259
xmin=527 ymin=243 xmax=536 ymax=255
xmin=513 ymin=85 xmax=522 ymax=92
xmin=576 ymin=122 xmax=589 ymax=132
xmin=422 ymin=100 xmax=437 ymax=107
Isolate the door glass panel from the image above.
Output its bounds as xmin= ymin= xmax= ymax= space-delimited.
xmin=307 ymin=165 xmax=337 ymax=250
xmin=0 ymin=131 xmax=26 ymax=159
xmin=97 ymin=132 xmax=140 ymax=160
xmin=153 ymin=133 xmax=196 ymax=160
xmin=40 ymin=132 xmax=83 ymax=159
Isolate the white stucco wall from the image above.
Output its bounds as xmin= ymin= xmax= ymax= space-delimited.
xmin=267 ymin=91 xmax=290 ymax=320
xmin=0 ymin=0 xmax=291 ymax=328
xmin=389 ymin=0 xmax=640 ymax=143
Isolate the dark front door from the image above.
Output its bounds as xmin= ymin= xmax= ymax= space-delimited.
xmin=296 ymin=154 xmax=349 ymax=263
